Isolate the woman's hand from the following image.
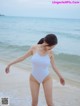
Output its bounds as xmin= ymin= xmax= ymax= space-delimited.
xmin=5 ymin=65 xmax=10 ymax=74
xmin=59 ymin=76 xmax=65 ymax=85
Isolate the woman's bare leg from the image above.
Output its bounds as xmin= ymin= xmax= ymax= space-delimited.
xmin=29 ymin=74 xmax=40 ymax=106
xmin=42 ymin=75 xmax=54 ymax=106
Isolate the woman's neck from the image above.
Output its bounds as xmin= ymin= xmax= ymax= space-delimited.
xmin=39 ymin=44 xmax=47 ymax=52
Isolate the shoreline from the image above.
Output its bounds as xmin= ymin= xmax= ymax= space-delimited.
xmin=0 ymin=58 xmax=80 ymax=88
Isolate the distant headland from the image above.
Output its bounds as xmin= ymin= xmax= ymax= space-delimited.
xmin=0 ymin=14 xmax=5 ymax=16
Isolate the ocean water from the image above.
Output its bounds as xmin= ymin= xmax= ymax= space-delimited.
xmin=0 ymin=16 xmax=80 ymax=82
xmin=0 ymin=16 xmax=80 ymax=55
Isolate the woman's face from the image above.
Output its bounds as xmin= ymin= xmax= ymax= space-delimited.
xmin=43 ymin=41 xmax=56 ymax=51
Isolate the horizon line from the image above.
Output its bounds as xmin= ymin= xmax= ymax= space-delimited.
xmin=1 ymin=15 xmax=80 ymax=20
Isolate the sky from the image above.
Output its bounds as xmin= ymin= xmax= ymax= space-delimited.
xmin=0 ymin=0 xmax=80 ymax=19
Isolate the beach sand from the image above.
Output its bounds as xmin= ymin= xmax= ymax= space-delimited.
xmin=0 ymin=60 xmax=80 ymax=106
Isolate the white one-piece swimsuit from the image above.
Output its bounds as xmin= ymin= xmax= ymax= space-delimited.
xmin=31 ymin=51 xmax=50 ymax=83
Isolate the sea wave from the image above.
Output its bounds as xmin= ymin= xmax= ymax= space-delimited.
xmin=0 ymin=41 xmax=30 ymax=52
xmin=0 ymin=41 xmax=80 ymax=59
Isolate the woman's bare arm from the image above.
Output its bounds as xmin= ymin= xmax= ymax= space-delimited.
xmin=5 ymin=46 xmax=35 ymax=73
xmin=49 ymin=51 xmax=65 ymax=85
xmin=8 ymin=46 xmax=34 ymax=66
xmin=7 ymin=46 xmax=34 ymax=67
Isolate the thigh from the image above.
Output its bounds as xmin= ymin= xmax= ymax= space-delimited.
xmin=29 ymin=74 xmax=40 ymax=101
xmin=42 ymin=75 xmax=53 ymax=104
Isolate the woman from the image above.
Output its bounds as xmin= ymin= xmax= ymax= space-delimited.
xmin=5 ymin=34 xmax=65 ymax=106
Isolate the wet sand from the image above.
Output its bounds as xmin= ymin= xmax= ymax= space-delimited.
xmin=0 ymin=60 xmax=80 ymax=106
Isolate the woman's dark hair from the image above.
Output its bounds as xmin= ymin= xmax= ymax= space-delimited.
xmin=37 ymin=34 xmax=58 ymax=46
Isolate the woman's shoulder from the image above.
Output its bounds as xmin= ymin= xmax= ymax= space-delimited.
xmin=48 ymin=50 xmax=54 ymax=58
xmin=30 ymin=44 xmax=39 ymax=52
